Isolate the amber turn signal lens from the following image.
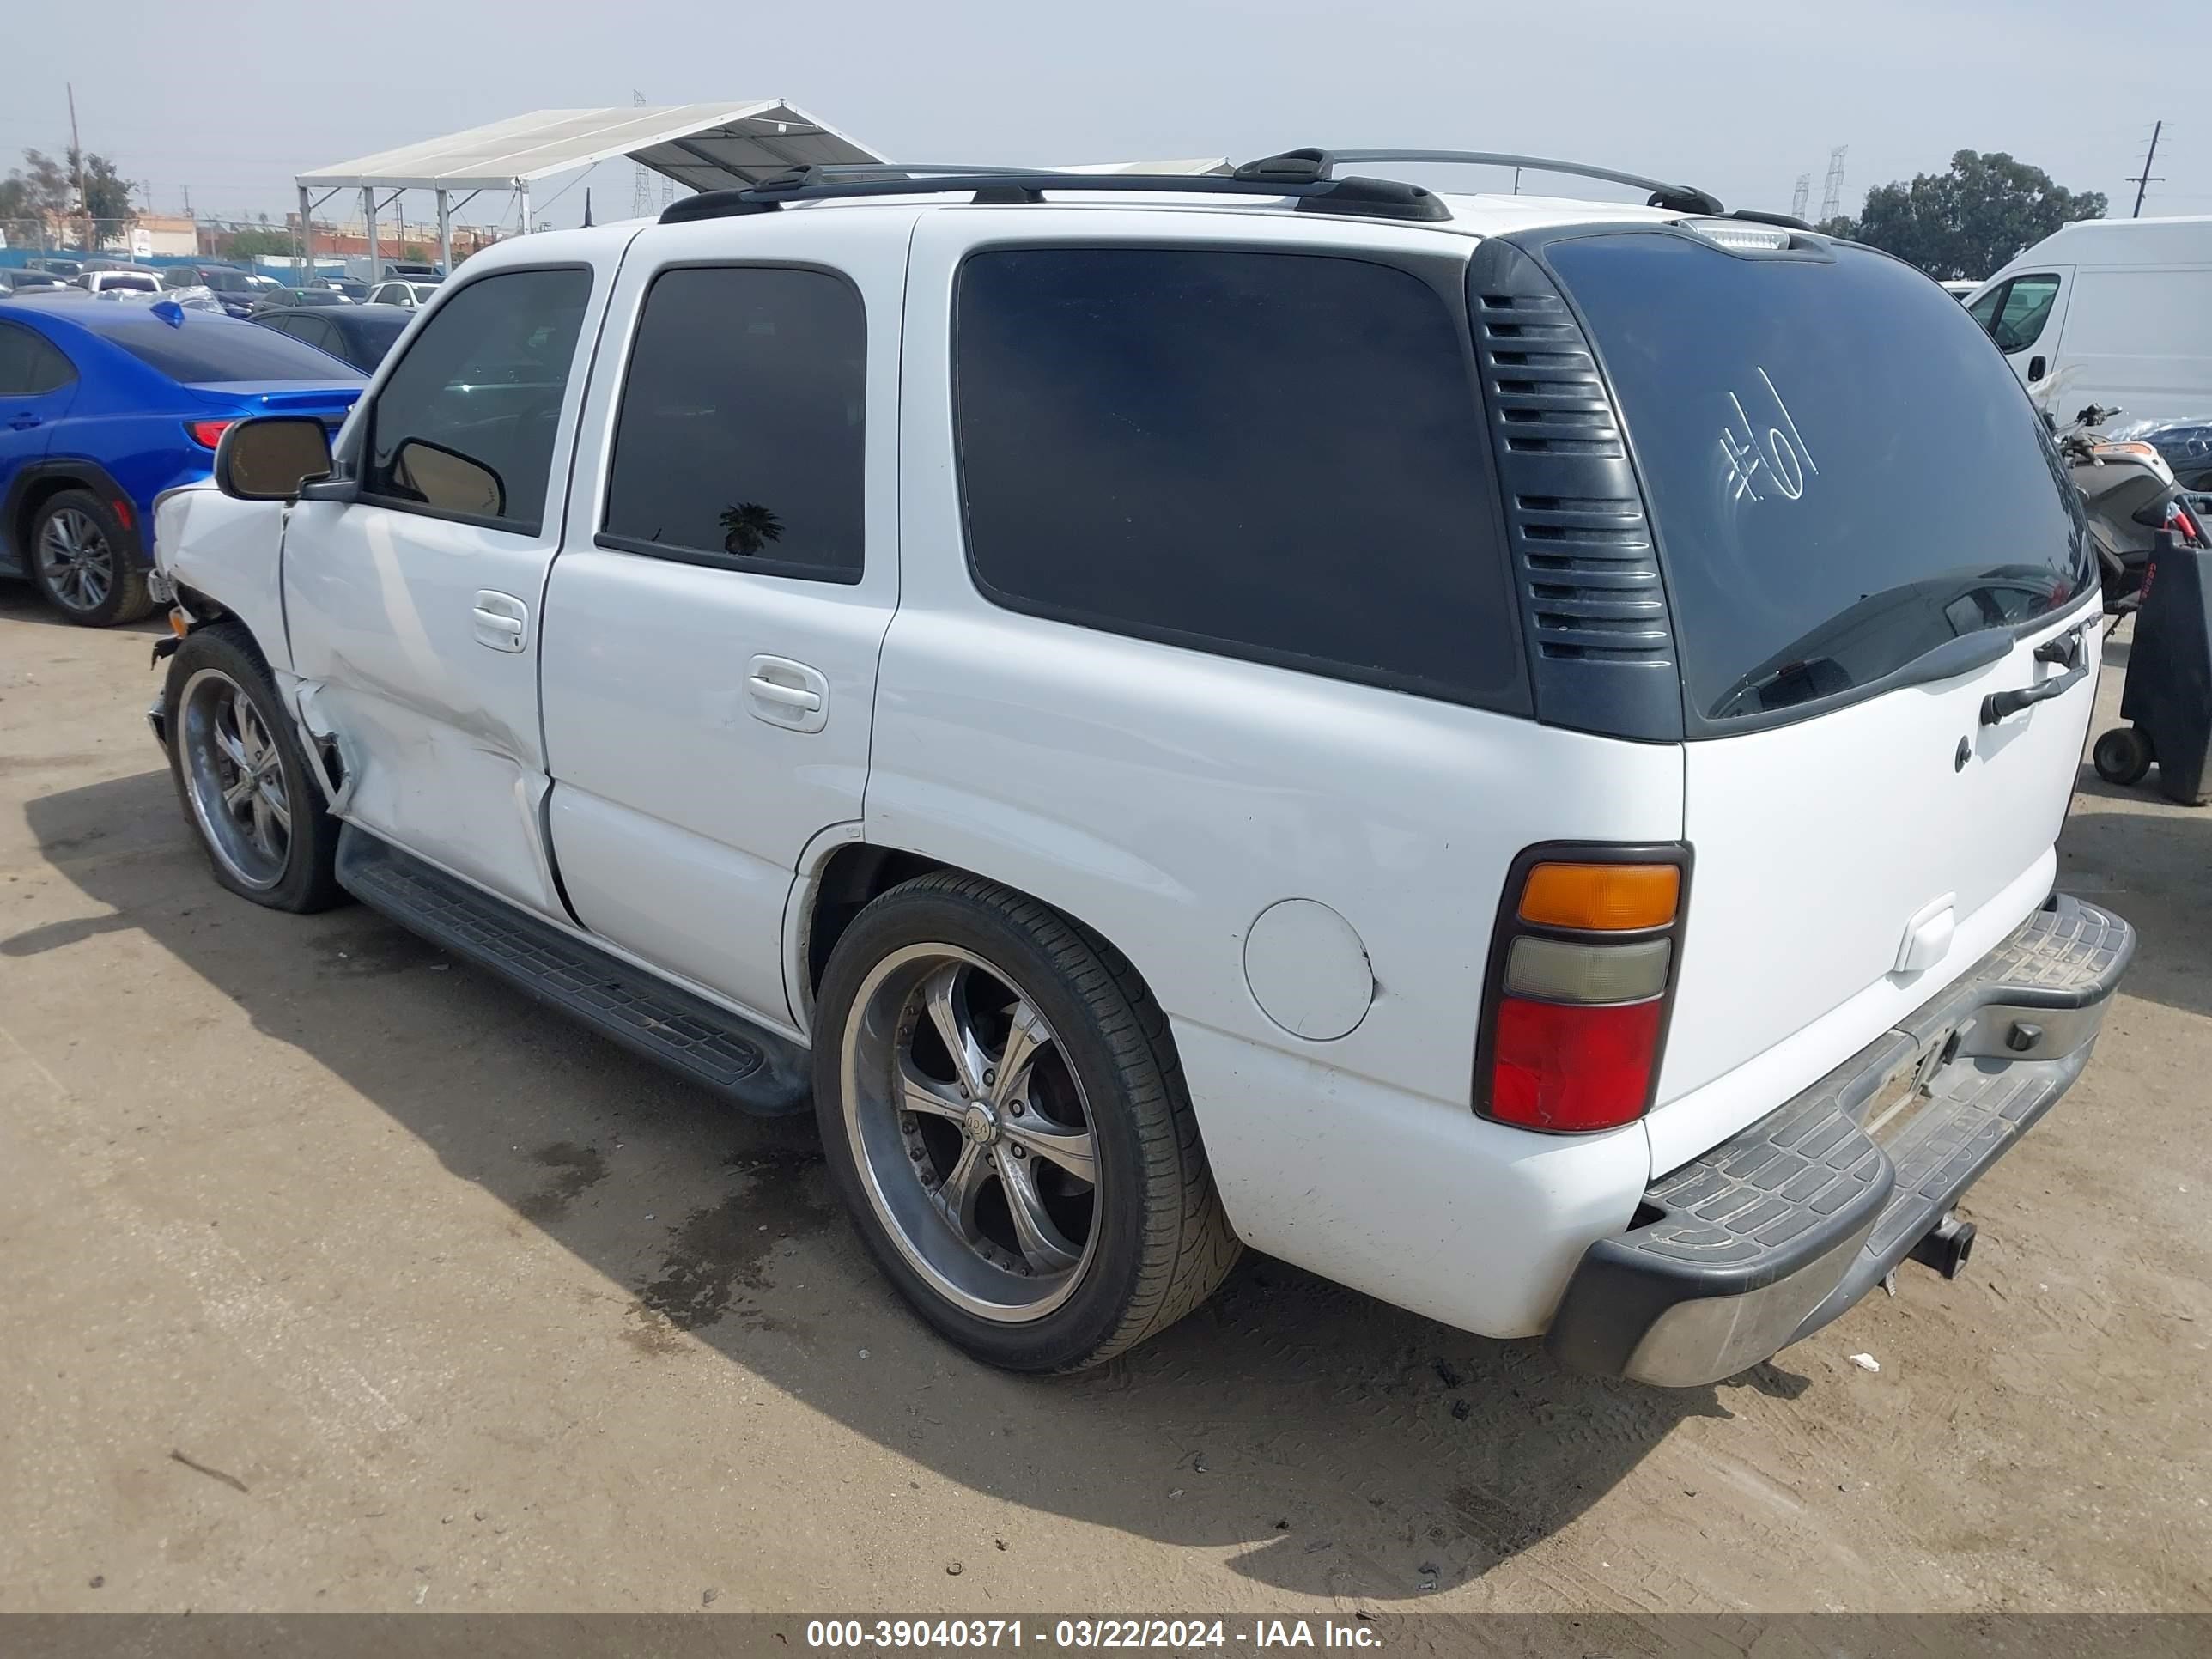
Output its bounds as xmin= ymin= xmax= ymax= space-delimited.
xmin=168 ymin=609 xmax=190 ymax=639
xmin=1518 ymin=862 xmax=1679 ymax=932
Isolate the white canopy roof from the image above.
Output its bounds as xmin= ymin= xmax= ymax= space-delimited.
xmin=297 ymin=101 xmax=882 ymax=195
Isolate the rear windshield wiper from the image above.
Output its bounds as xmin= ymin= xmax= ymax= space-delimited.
xmin=1711 ymin=629 xmax=2012 ymax=721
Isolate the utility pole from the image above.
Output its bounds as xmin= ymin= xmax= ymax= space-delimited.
xmin=2127 ymin=120 xmax=2164 ymax=218
xmin=67 ymin=82 xmax=89 ymax=251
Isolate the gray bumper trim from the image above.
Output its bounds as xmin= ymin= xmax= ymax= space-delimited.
xmin=1545 ymin=894 xmax=2135 ymax=1387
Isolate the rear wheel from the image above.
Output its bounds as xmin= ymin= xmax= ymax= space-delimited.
xmin=166 ymin=624 xmax=345 ymax=912
xmin=813 ymin=872 xmax=1239 ymax=1372
xmin=28 ymin=489 xmax=154 ymax=627
xmin=2093 ymin=726 xmax=2153 ymax=787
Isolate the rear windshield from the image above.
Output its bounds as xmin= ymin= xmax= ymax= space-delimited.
xmin=1546 ymin=232 xmax=2089 ymax=724
xmin=103 ymin=317 xmax=359 ymax=383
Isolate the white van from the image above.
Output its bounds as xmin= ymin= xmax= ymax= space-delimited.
xmin=1966 ymin=216 xmax=2212 ymax=424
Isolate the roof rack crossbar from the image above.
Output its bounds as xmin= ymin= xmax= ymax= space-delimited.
xmin=660 ymin=168 xmax=1451 ymax=224
xmin=1233 ymin=149 xmax=1724 ymax=216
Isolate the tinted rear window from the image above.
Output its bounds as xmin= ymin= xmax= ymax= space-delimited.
xmin=1546 ymin=233 xmax=2088 ymax=724
xmin=103 ymin=316 xmax=360 ymax=383
xmin=955 ymin=247 xmax=1522 ymax=708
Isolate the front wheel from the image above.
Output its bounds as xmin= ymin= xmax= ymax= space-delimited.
xmin=2093 ymin=726 xmax=2153 ymax=787
xmin=166 ymin=623 xmax=345 ymax=912
xmin=812 ymin=872 xmax=1239 ymax=1372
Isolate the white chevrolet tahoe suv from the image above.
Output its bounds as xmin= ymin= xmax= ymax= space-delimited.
xmin=147 ymin=151 xmax=2133 ymax=1386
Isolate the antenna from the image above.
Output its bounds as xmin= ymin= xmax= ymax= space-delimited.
xmin=2126 ymin=120 xmax=2164 ymax=218
xmin=1791 ymin=173 xmax=1810 ymax=220
xmin=631 ymin=91 xmax=654 ymax=219
xmin=1818 ymin=145 xmax=1847 ymax=221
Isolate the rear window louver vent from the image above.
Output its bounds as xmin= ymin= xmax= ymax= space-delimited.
xmin=1468 ymin=241 xmax=1682 ymax=742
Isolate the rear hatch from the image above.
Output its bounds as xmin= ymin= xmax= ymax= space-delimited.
xmin=1540 ymin=229 xmax=2100 ymax=1164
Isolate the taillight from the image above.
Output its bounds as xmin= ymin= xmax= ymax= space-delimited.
xmin=185 ymin=419 xmax=234 ymax=449
xmin=1476 ymin=847 xmax=1688 ymax=1133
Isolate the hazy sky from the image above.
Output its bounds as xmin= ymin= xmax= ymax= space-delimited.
xmin=7 ymin=0 xmax=2206 ymax=240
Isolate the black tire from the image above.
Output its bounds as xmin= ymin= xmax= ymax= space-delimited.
xmin=165 ymin=623 xmax=346 ymax=912
xmin=812 ymin=872 xmax=1239 ymax=1372
xmin=2093 ymin=726 xmax=2153 ymax=787
xmin=27 ymin=488 xmax=155 ymax=627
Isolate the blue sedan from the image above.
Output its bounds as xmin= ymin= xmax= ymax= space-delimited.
xmin=0 ymin=294 xmax=365 ymax=625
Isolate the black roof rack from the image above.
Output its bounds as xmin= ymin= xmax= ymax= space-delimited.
xmin=659 ymin=163 xmax=1449 ymax=225
xmin=1232 ymin=148 xmax=1725 ymax=216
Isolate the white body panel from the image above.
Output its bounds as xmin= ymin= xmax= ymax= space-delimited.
xmin=1651 ymin=604 xmax=2099 ymax=1170
xmin=282 ymin=229 xmax=632 ymax=917
xmin=1975 ymin=217 xmax=2212 ymax=424
xmin=872 ymin=209 xmax=1684 ymax=1327
xmin=538 ymin=208 xmax=914 ymax=1027
xmin=153 ymin=485 xmax=292 ymax=672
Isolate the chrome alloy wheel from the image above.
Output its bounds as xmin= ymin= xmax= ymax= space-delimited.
xmin=840 ymin=944 xmax=1101 ymax=1322
xmin=36 ymin=507 xmax=114 ymax=614
xmin=177 ymin=667 xmax=292 ymax=890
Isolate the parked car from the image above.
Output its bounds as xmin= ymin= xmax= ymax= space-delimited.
xmin=250 ymin=302 xmax=411 ymax=373
xmin=247 ymin=286 xmax=351 ymax=314
xmin=26 ymin=258 xmax=83 ymax=278
xmin=326 ymin=278 xmax=372 ymax=302
xmin=1965 ymin=215 xmax=2212 ymax=428
xmin=76 ymin=268 xmax=163 ymax=296
xmin=0 ymin=295 xmax=363 ymax=625
xmin=163 ymin=264 xmax=283 ymax=318
xmin=150 ymin=154 xmax=2131 ymax=1386
xmin=379 ymin=260 xmax=442 ymax=279
xmin=0 ymin=269 xmax=70 ymax=295
xmin=365 ymin=277 xmax=441 ymax=310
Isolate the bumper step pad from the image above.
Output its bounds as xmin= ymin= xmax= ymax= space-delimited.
xmin=1546 ymin=895 xmax=2134 ymax=1386
xmin=337 ymin=828 xmax=810 ymax=1117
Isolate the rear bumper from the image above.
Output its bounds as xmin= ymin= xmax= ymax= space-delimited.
xmin=1545 ymin=894 xmax=2135 ymax=1387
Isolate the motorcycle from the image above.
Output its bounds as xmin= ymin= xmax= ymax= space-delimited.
xmin=2049 ymin=404 xmax=2210 ymax=613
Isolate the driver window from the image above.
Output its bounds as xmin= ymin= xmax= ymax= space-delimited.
xmin=1990 ymin=274 xmax=2059 ymax=354
xmin=360 ymin=267 xmax=591 ymax=536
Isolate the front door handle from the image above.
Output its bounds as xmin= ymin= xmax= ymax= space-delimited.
xmin=744 ymin=654 xmax=830 ymax=733
xmin=471 ymin=590 xmax=527 ymax=653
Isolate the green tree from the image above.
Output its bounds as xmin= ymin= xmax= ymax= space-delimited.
xmin=78 ymin=149 xmax=137 ymax=228
xmin=219 ymin=227 xmax=295 ymax=258
xmin=1818 ymin=150 xmax=2105 ymax=281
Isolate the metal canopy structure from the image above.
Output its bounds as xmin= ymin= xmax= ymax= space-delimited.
xmin=293 ymin=100 xmax=882 ymax=276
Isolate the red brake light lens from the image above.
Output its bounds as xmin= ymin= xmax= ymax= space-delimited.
xmin=1490 ymin=996 xmax=1665 ymax=1133
xmin=185 ymin=419 xmax=234 ymax=449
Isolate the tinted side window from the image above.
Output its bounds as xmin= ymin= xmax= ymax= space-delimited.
xmin=601 ymin=265 xmax=866 ymax=580
xmin=953 ymin=247 xmax=1522 ymax=707
xmin=1964 ymin=283 xmax=2005 ymax=331
xmin=0 ymin=324 xmax=76 ymax=396
xmin=362 ymin=267 xmax=591 ymax=536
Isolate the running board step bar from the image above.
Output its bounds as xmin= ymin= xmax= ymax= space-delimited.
xmin=336 ymin=828 xmax=810 ymax=1117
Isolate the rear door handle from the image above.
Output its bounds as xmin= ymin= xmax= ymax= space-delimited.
xmin=6 ymin=414 xmax=41 ymax=430
xmin=745 ymin=655 xmax=830 ymax=733
xmin=471 ymin=590 xmax=527 ymax=652
xmin=1981 ymin=659 xmax=2087 ymax=724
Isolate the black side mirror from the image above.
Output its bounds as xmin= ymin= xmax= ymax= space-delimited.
xmin=215 ymin=416 xmax=333 ymax=501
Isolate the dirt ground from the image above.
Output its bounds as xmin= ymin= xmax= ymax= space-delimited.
xmin=2 ymin=585 xmax=2207 ymax=1620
